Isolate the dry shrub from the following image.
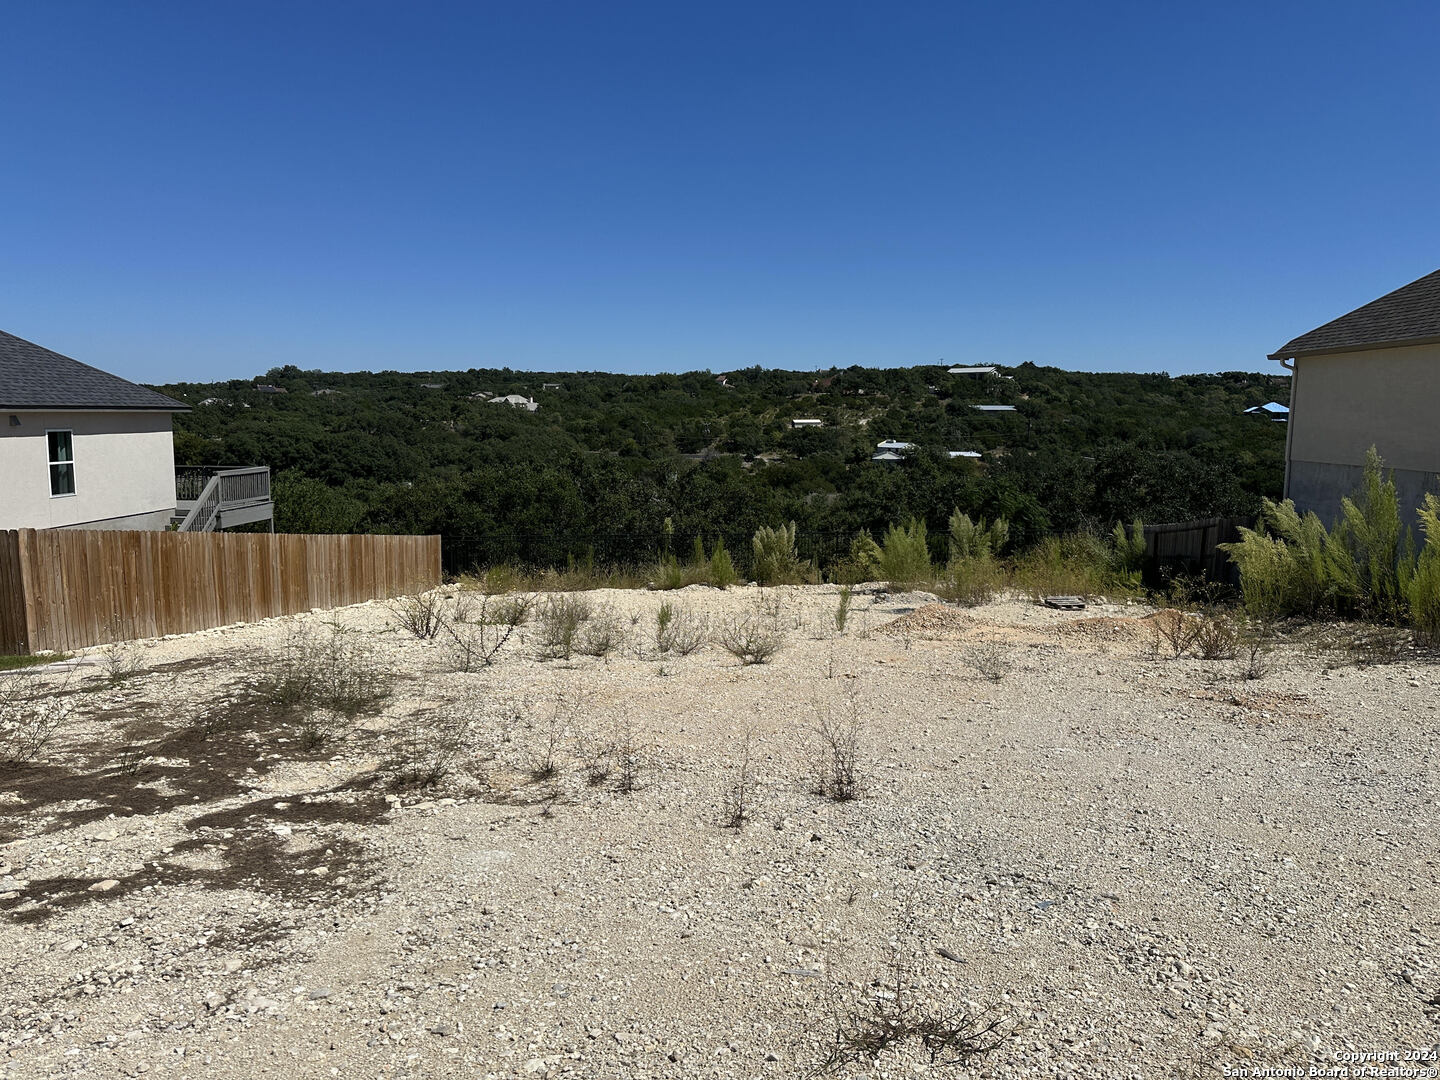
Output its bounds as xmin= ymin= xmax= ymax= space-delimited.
xmin=576 ymin=604 xmax=627 ymax=658
xmin=656 ymin=605 xmax=708 ymax=656
xmin=720 ymin=732 xmax=756 ymax=829
xmin=1191 ymin=610 xmax=1241 ymax=661
xmin=536 ymin=594 xmax=593 ymax=660
xmin=389 ymin=703 xmax=481 ymax=789
xmin=718 ymin=614 xmax=785 ymax=665
xmin=263 ymin=622 xmax=392 ymax=748
xmin=441 ymin=593 xmax=524 ymax=672
xmin=1147 ymin=609 xmax=1200 ymax=659
xmin=808 ymin=693 xmax=865 ymax=802
xmin=391 ymin=592 xmax=448 ymax=640
xmin=960 ymin=641 xmax=1013 ymax=682
xmin=812 ymin=940 xmax=1013 ymax=1076
xmin=0 ymin=669 xmax=77 ymax=765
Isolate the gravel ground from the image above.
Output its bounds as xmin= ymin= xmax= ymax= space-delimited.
xmin=0 ymin=584 xmax=1437 ymax=1079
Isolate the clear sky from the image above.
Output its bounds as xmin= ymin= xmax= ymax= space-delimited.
xmin=3 ymin=1 xmax=1439 ymax=383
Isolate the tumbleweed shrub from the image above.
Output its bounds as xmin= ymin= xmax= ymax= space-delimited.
xmin=1402 ymin=493 xmax=1440 ymax=647
xmin=752 ymin=521 xmax=809 ymax=586
xmin=265 ymin=622 xmax=392 ymax=720
xmin=878 ymin=518 xmax=932 ymax=589
xmin=1012 ymin=531 xmax=1113 ymax=600
xmin=717 ymin=614 xmax=785 ymax=665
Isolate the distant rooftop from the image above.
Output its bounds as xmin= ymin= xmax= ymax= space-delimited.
xmin=1270 ymin=268 xmax=1440 ymax=360
xmin=947 ymin=365 xmax=997 ymax=375
xmin=0 ymin=330 xmax=187 ymax=412
xmin=971 ymin=404 xmax=1016 ymax=412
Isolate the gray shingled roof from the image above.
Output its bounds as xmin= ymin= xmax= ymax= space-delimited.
xmin=1269 ymin=268 xmax=1440 ymax=360
xmin=0 ymin=330 xmax=187 ymax=411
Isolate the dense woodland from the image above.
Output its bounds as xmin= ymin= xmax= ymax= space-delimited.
xmin=157 ymin=362 xmax=1289 ymax=570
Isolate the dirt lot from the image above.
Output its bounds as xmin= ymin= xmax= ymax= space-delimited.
xmin=1 ymin=585 xmax=1437 ymax=1079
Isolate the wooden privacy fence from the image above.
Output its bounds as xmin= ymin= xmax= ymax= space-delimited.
xmin=0 ymin=529 xmax=441 ymax=655
xmin=1142 ymin=516 xmax=1254 ymax=587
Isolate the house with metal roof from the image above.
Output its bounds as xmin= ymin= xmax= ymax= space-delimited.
xmin=1269 ymin=268 xmax=1440 ymax=526
xmin=1244 ymin=401 xmax=1289 ymax=421
xmin=1 ymin=330 xmax=271 ymax=532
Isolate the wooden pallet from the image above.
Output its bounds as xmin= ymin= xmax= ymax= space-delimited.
xmin=1042 ymin=595 xmax=1087 ymax=610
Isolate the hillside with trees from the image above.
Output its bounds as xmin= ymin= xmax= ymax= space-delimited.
xmin=157 ymin=362 xmax=1289 ymax=569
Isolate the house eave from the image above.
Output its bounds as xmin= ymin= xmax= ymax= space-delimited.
xmin=1267 ymin=333 xmax=1440 ymax=362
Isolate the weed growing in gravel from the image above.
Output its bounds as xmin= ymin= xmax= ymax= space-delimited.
xmin=97 ymin=625 xmax=143 ymax=683
xmin=1191 ymin=610 xmax=1241 ymax=661
xmin=263 ymin=622 xmax=392 ymax=744
xmin=809 ymin=693 xmax=866 ymax=802
xmin=614 ymin=714 xmax=645 ymax=794
xmin=536 ymin=594 xmax=593 ymax=660
xmin=960 ymin=641 xmax=1013 ymax=682
xmin=576 ymin=604 xmax=627 ymax=659
xmin=718 ymin=613 xmax=786 ymax=665
xmin=657 ymin=607 xmax=708 ymax=656
xmin=810 ymin=941 xmax=1013 ymax=1076
xmin=390 ymin=704 xmax=479 ymax=789
xmin=441 ymin=593 xmax=524 ymax=672
xmin=834 ymin=586 xmax=853 ymax=633
xmin=390 ymin=592 xmax=448 ymax=640
xmin=752 ymin=522 xmax=810 ymax=586
xmin=0 ymin=669 xmax=77 ymax=764
xmin=720 ymin=732 xmax=756 ymax=829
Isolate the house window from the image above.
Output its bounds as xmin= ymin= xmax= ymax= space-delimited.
xmin=47 ymin=430 xmax=75 ymax=496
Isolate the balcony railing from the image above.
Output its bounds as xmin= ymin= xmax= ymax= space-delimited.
xmin=174 ymin=466 xmax=273 ymax=532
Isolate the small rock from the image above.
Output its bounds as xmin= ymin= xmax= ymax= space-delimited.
xmin=88 ymin=879 xmax=121 ymax=893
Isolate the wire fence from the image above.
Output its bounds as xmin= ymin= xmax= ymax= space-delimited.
xmin=440 ymin=531 xmax=859 ymax=579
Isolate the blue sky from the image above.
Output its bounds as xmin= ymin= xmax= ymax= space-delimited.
xmin=3 ymin=1 xmax=1439 ymax=382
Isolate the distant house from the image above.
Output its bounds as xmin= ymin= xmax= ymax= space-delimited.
xmin=871 ymin=450 xmax=905 ymax=463
xmin=1270 ymin=267 xmax=1440 ymax=526
xmin=715 ymin=375 xmax=732 ymax=388
xmin=947 ymin=450 xmax=982 ymax=459
xmin=875 ymin=439 xmax=915 ymax=453
xmin=791 ymin=418 xmax=823 ymax=428
xmin=311 ymin=388 xmax=339 ymax=397
xmin=971 ymin=404 xmax=1016 ymax=412
xmin=469 ymin=390 xmax=493 ymax=400
xmin=947 ymin=365 xmax=998 ymax=376
xmin=1244 ymin=401 xmax=1289 ymax=421
xmin=0 ymin=330 xmax=188 ymax=530
xmin=420 ymin=382 xmax=445 ymax=390
xmin=541 ymin=382 xmax=562 ymax=391
xmin=254 ymin=384 xmax=287 ymax=394
xmin=489 ymin=394 xmax=539 ymax=412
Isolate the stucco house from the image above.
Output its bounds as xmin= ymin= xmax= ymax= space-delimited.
xmin=1270 ymin=268 xmax=1440 ymax=527
xmin=0 ymin=330 xmax=192 ymax=531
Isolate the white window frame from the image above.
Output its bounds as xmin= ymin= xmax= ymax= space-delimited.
xmin=46 ymin=429 xmax=76 ymax=498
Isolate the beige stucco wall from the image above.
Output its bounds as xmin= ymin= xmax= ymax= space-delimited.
xmin=0 ymin=411 xmax=177 ymax=530
xmin=1289 ymin=342 xmax=1440 ymax=472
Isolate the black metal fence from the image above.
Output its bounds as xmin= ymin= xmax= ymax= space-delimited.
xmin=1141 ymin=516 xmax=1253 ymax=588
xmin=441 ymin=530 xmax=858 ymax=579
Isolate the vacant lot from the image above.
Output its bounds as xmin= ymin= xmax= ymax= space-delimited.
xmin=0 ymin=585 xmax=1436 ymax=1079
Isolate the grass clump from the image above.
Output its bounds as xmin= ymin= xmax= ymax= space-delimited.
xmin=576 ymin=604 xmax=627 ymax=658
xmin=720 ymin=732 xmax=757 ymax=829
xmin=833 ymin=586 xmax=853 ymax=632
xmin=752 ymin=522 xmax=809 ymax=585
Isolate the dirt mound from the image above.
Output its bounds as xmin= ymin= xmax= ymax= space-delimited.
xmin=877 ymin=603 xmax=975 ymax=638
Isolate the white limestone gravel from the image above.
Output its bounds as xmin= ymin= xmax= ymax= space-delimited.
xmin=0 ymin=584 xmax=1436 ymax=1078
